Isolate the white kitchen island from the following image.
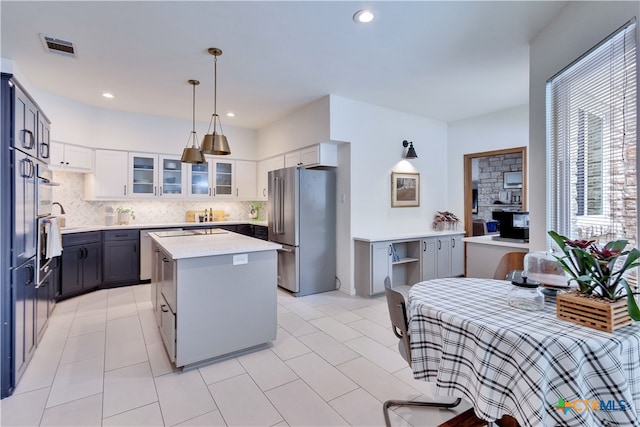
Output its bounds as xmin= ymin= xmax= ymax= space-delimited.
xmin=149 ymin=228 xmax=281 ymax=368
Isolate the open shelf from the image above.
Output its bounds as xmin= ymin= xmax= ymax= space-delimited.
xmin=392 ymin=257 xmax=420 ymax=265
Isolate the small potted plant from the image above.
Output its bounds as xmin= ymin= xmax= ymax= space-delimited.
xmin=432 ymin=211 xmax=460 ymax=231
xmin=548 ymin=230 xmax=640 ymax=330
xmin=116 ymin=207 xmax=135 ymax=225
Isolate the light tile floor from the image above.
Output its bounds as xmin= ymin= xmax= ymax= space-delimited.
xmin=1 ymin=284 xmax=471 ymax=426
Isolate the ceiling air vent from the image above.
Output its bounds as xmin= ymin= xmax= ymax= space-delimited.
xmin=39 ymin=34 xmax=77 ymax=58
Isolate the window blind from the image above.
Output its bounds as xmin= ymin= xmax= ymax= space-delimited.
xmin=547 ymin=20 xmax=638 ymax=248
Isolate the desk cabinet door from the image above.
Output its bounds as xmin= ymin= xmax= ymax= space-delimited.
xmin=437 ymin=238 xmax=452 ymax=278
xmin=450 ymin=235 xmax=464 ymax=277
xmin=371 ymin=242 xmax=391 ymax=294
xmin=421 ymin=238 xmax=437 ymax=281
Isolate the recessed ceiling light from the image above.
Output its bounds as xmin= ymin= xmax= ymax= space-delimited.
xmin=353 ymin=9 xmax=375 ymax=24
xmin=102 ymin=92 xmax=114 ymax=99
xmin=226 ymin=112 xmax=235 ymax=118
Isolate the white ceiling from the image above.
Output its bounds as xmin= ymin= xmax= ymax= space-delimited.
xmin=1 ymin=1 xmax=567 ymax=130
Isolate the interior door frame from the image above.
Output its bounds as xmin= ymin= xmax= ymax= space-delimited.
xmin=463 ymin=147 xmax=527 ymax=237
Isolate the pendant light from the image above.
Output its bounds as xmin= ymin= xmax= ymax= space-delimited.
xmin=201 ymin=47 xmax=231 ymax=156
xmin=181 ymin=80 xmax=206 ymax=164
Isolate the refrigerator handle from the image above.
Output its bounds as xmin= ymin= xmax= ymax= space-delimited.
xmin=274 ymin=176 xmax=284 ymax=234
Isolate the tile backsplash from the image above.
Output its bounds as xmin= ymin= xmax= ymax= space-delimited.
xmin=52 ymin=171 xmax=265 ymax=227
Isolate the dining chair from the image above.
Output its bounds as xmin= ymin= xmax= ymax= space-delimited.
xmin=382 ymin=277 xmax=461 ymax=426
xmin=492 ymin=252 xmax=526 ymax=280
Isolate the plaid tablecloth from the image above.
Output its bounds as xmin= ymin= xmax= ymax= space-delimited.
xmin=408 ymin=278 xmax=640 ymax=427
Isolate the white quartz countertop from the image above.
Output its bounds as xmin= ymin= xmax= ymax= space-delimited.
xmin=353 ymin=230 xmax=465 ymax=243
xmin=149 ymin=229 xmax=281 ymax=259
xmin=463 ymin=234 xmax=530 ymax=249
xmin=60 ymin=220 xmax=268 ymax=235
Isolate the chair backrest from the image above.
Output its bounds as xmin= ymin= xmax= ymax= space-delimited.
xmin=493 ymin=252 xmax=526 ymax=280
xmin=384 ymin=277 xmax=412 ymax=366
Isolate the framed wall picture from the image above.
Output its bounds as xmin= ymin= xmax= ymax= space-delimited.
xmin=391 ymin=172 xmax=420 ymax=207
xmin=503 ymin=171 xmax=523 ymax=189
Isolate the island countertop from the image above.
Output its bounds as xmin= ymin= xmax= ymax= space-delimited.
xmin=149 ymin=228 xmax=281 ymax=259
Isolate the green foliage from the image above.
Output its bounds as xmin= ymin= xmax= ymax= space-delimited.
xmin=548 ymin=230 xmax=640 ymax=321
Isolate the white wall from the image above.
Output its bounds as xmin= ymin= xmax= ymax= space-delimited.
xmin=29 ymin=89 xmax=259 ymax=160
xmin=329 ymin=95 xmax=449 ymax=294
xmin=529 ymin=1 xmax=639 ymax=251
xmin=447 ymin=104 xmax=529 ymax=220
xmin=256 ymin=96 xmax=330 ymax=159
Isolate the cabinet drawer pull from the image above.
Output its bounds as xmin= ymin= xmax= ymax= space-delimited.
xmin=423 ymin=241 xmax=426 ymax=251
xmin=124 ymin=185 xmax=127 ymax=196
xmin=438 ymin=240 xmax=441 ymax=250
xmin=161 ymin=304 xmax=169 ymax=312
xmin=162 ymin=257 xmax=169 ymax=263
xmin=22 ymin=129 xmax=35 ymax=149
xmin=40 ymin=142 xmax=50 ymax=158
xmin=452 ymin=238 xmax=456 ymax=248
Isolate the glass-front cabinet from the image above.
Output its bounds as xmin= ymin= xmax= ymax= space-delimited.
xmin=159 ymin=155 xmax=185 ymax=198
xmin=188 ymin=162 xmax=211 ymax=198
xmin=187 ymin=159 xmax=235 ymax=199
xmin=129 ymin=153 xmax=157 ymax=198
xmin=128 ymin=153 xmax=186 ymax=198
xmin=214 ymin=160 xmax=234 ymax=198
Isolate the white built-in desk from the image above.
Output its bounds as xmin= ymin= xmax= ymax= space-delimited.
xmin=463 ymin=235 xmax=529 ymax=279
xmin=354 ymin=231 xmax=465 ymax=296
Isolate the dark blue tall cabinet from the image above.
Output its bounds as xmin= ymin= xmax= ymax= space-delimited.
xmin=1 ymin=73 xmax=51 ymax=398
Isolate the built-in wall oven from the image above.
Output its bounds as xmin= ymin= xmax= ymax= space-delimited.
xmin=36 ymin=163 xmax=56 ymax=218
xmin=35 ymin=163 xmax=60 ymax=338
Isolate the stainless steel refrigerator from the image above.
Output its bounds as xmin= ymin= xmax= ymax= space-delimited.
xmin=268 ymin=167 xmax=336 ymax=296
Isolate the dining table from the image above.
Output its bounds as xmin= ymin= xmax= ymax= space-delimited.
xmin=408 ymin=277 xmax=640 ymax=427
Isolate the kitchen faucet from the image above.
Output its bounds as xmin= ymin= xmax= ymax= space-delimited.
xmin=52 ymin=202 xmax=66 ymax=214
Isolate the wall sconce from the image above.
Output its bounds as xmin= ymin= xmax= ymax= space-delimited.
xmin=402 ymin=140 xmax=418 ymax=159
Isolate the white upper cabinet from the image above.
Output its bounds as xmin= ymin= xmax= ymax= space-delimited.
xmin=187 ymin=158 xmax=256 ymax=199
xmin=129 ymin=153 xmax=186 ymax=199
xmin=158 ymin=155 xmax=187 ymax=198
xmin=256 ymin=156 xmax=284 ymax=201
xmin=129 ymin=152 xmax=158 ymax=198
xmin=85 ymin=149 xmax=128 ymax=200
xmin=187 ymin=162 xmax=211 ymax=199
xmin=50 ymin=141 xmax=93 ymax=172
xmin=212 ymin=159 xmax=235 ymax=198
xmin=235 ymin=160 xmax=256 ymax=199
xmin=284 ymin=143 xmax=338 ymax=168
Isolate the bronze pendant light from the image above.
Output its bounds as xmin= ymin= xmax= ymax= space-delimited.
xmin=181 ymin=80 xmax=206 ymax=164
xmin=201 ymin=47 xmax=231 ymax=156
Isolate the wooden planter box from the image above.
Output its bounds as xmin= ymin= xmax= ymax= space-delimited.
xmin=556 ymin=291 xmax=632 ymax=332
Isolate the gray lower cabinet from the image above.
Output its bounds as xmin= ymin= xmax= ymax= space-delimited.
xmin=102 ymin=230 xmax=139 ymax=284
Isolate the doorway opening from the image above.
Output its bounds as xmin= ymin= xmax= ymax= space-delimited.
xmin=463 ymin=147 xmax=527 ymax=237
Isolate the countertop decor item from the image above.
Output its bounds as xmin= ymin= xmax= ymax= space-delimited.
xmin=200 ymin=47 xmax=231 ymax=156
xmin=432 ymin=211 xmax=459 ymax=231
xmin=548 ymin=230 xmax=640 ymax=327
xmin=116 ymin=206 xmax=135 ymax=225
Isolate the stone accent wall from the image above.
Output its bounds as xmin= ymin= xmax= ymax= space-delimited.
xmin=476 ymin=153 xmax=523 ymax=220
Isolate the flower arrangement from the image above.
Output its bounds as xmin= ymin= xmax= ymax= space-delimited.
xmin=548 ymin=230 xmax=640 ymax=320
xmin=432 ymin=211 xmax=460 ymax=230
xmin=116 ymin=206 xmax=136 ymax=220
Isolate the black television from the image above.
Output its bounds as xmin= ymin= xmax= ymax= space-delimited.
xmin=492 ymin=211 xmax=529 ymax=241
